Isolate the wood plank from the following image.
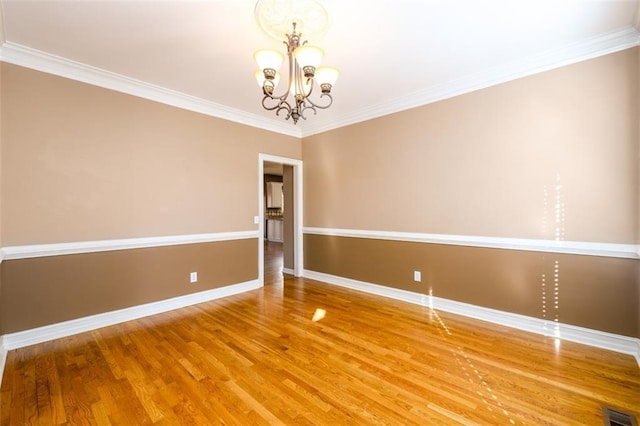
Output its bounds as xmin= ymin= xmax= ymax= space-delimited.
xmin=1 ymin=241 xmax=639 ymax=424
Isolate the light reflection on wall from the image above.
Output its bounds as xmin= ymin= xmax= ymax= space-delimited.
xmin=541 ymin=174 xmax=565 ymax=344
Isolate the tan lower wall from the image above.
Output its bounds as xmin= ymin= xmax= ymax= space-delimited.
xmin=0 ymin=238 xmax=257 ymax=334
xmin=0 ymin=272 xmax=3 ymax=334
xmin=304 ymin=234 xmax=639 ymax=338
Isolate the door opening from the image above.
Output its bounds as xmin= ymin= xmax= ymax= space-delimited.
xmin=258 ymin=154 xmax=303 ymax=286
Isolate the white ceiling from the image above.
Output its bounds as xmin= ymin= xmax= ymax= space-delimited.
xmin=1 ymin=1 xmax=639 ymax=137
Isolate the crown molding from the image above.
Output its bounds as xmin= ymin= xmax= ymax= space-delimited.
xmin=0 ymin=25 xmax=638 ymax=139
xmin=300 ymin=25 xmax=640 ymax=137
xmin=0 ymin=42 xmax=302 ymax=138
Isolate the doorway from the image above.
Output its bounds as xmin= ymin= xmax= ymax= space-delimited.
xmin=258 ymin=154 xmax=303 ymax=286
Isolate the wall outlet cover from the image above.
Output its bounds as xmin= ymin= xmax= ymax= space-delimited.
xmin=190 ymin=272 xmax=198 ymax=283
xmin=414 ymin=271 xmax=421 ymax=282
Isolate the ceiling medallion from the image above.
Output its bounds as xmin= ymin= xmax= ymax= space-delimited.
xmin=253 ymin=1 xmax=338 ymax=124
xmin=254 ymin=0 xmax=329 ymax=41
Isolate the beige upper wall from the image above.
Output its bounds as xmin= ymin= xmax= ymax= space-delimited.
xmin=637 ymin=47 xmax=640 ymax=245
xmin=636 ymin=47 xmax=640 ymax=337
xmin=0 ymin=62 xmax=3 ymax=248
xmin=0 ymin=63 xmax=300 ymax=246
xmin=303 ymin=48 xmax=639 ymax=244
xmin=0 ymin=64 xmax=3 ymax=334
xmin=2 ymin=48 xmax=638 ymax=246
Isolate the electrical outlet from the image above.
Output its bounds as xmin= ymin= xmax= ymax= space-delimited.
xmin=254 ymin=215 xmax=260 ymax=224
xmin=414 ymin=271 xmax=421 ymax=282
xmin=190 ymin=272 xmax=198 ymax=283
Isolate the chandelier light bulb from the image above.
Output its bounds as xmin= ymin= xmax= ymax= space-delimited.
xmin=255 ymin=70 xmax=281 ymax=95
xmin=254 ymin=70 xmax=281 ymax=87
xmin=254 ymin=69 xmax=265 ymax=87
xmin=254 ymin=49 xmax=284 ymax=73
xmin=293 ymin=45 xmax=324 ymax=77
xmin=315 ymin=66 xmax=339 ymax=93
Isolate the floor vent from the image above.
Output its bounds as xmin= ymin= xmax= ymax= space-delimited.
xmin=603 ymin=407 xmax=637 ymax=426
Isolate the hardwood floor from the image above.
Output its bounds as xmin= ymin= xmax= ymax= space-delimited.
xmin=263 ymin=241 xmax=285 ymax=286
xmin=1 ymin=243 xmax=639 ymax=425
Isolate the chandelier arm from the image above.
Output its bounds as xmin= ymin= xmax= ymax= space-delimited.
xmin=304 ymin=78 xmax=314 ymax=98
xmin=299 ymin=104 xmax=318 ymax=119
xmin=302 ymin=93 xmax=333 ymax=110
xmin=261 ymin=95 xmax=293 ymax=114
xmin=276 ymin=105 xmax=293 ymax=121
xmin=265 ymin=87 xmax=292 ymax=101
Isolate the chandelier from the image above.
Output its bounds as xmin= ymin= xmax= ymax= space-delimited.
xmin=254 ymin=22 xmax=339 ymax=124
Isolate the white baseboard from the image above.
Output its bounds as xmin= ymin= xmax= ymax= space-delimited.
xmin=282 ymin=267 xmax=295 ymax=275
xmin=0 ymin=337 xmax=6 ymax=388
xmin=303 ymin=270 xmax=640 ymax=367
xmin=0 ymin=279 xmax=260 ymax=357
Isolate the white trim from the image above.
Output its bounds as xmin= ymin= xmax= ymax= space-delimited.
xmin=0 ymin=42 xmax=301 ymax=138
xmin=258 ymin=160 xmax=266 ymax=285
xmin=300 ymin=26 xmax=640 ymax=137
xmin=303 ymin=270 xmax=640 ymax=366
xmin=0 ymin=337 xmax=6 ymax=387
xmin=283 ymin=267 xmax=295 ymax=275
xmin=303 ymin=227 xmax=640 ymax=259
xmin=1 ymin=279 xmax=260 ymax=352
xmin=1 ymin=230 xmax=259 ymax=260
xmin=1 ymin=27 xmax=637 ymax=139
